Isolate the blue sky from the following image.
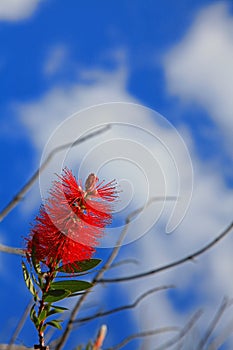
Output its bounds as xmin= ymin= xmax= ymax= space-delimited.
xmin=1 ymin=1 xmax=233 ymax=349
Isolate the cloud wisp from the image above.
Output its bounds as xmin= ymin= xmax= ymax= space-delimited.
xmin=0 ymin=0 xmax=42 ymax=21
xmin=164 ymin=2 xmax=233 ymax=150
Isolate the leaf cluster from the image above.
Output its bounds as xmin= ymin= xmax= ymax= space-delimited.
xmin=22 ymin=257 xmax=101 ymax=334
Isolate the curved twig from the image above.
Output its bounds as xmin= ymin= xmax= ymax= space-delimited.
xmin=109 ymin=258 xmax=139 ymax=269
xmin=0 ymin=244 xmax=24 ymax=256
xmin=7 ymin=300 xmax=34 ymax=350
xmin=0 ymin=125 xmax=111 ymax=222
xmin=208 ymin=317 xmax=233 ymax=350
xmin=73 ymin=285 xmax=174 ymax=325
xmin=154 ymin=309 xmax=203 ymax=350
xmin=98 ymin=222 xmax=233 ymax=283
xmin=105 ymin=327 xmax=180 ymax=350
xmin=196 ymin=297 xmax=231 ymax=349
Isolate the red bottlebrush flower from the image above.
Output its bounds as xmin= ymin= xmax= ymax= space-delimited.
xmin=26 ymin=168 xmax=117 ymax=268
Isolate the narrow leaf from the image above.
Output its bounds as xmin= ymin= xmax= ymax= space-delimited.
xmin=30 ymin=304 xmax=39 ymax=328
xmin=41 ymin=324 xmax=47 ymax=333
xmin=44 ymin=289 xmax=71 ymax=303
xmin=46 ymin=319 xmax=62 ymax=330
xmin=38 ymin=308 xmax=48 ymax=324
xmin=22 ymin=261 xmax=37 ymax=299
xmin=86 ymin=342 xmax=93 ymax=350
xmin=31 ymin=245 xmax=41 ymax=275
xmin=51 ymin=305 xmax=68 ymax=311
xmin=47 ymin=306 xmax=68 ymax=317
xmin=68 ymin=292 xmax=87 ymax=297
xmin=58 ymin=259 xmax=101 ymax=273
xmin=51 ymin=280 xmax=92 ymax=293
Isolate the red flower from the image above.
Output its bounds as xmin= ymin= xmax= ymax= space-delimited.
xmin=26 ymin=168 xmax=117 ymax=268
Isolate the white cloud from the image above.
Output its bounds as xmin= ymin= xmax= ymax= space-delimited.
xmin=164 ymin=2 xmax=233 ymax=149
xmin=18 ymin=66 xmax=130 ymax=149
xmin=0 ymin=0 xmax=41 ymax=21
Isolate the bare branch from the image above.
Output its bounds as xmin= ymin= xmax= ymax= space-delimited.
xmin=52 ymin=196 xmax=177 ymax=350
xmin=105 ymin=327 xmax=180 ymax=350
xmin=208 ymin=317 xmax=233 ymax=350
xmin=0 ymin=244 xmax=24 ymax=256
xmin=125 ymin=196 xmax=178 ymax=222
xmin=154 ymin=309 xmax=203 ymax=350
xmin=109 ymin=258 xmax=139 ymax=269
xmin=98 ymin=222 xmax=233 ymax=283
xmin=73 ymin=285 xmax=174 ymax=325
xmin=196 ymin=297 xmax=231 ymax=349
xmin=0 ymin=346 xmax=33 ymax=349
xmin=7 ymin=300 xmax=34 ymax=350
xmin=0 ymin=125 xmax=111 ymax=222
xmin=53 ymin=199 xmax=166 ymax=349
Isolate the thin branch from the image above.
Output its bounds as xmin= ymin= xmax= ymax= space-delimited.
xmin=0 ymin=125 xmax=111 ymax=222
xmin=73 ymin=285 xmax=174 ymax=325
xmin=7 ymin=300 xmax=34 ymax=350
xmin=196 ymin=297 xmax=230 ymax=349
xmin=154 ymin=309 xmax=203 ymax=350
xmin=98 ymin=222 xmax=233 ymax=283
xmin=122 ymin=196 xmax=178 ymax=226
xmin=208 ymin=317 xmax=233 ymax=350
xmin=52 ymin=196 xmax=177 ymax=350
xmin=0 ymin=244 xmax=24 ymax=256
xmin=105 ymin=327 xmax=180 ymax=350
xmin=109 ymin=258 xmax=139 ymax=269
xmin=53 ymin=199 xmax=166 ymax=349
xmin=0 ymin=346 xmax=33 ymax=349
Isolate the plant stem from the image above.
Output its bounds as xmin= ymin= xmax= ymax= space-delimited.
xmin=37 ymin=267 xmax=56 ymax=349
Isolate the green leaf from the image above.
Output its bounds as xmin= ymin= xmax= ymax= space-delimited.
xmin=46 ymin=319 xmax=62 ymax=330
xmin=44 ymin=289 xmax=71 ymax=303
xmin=37 ymin=274 xmax=45 ymax=289
xmin=68 ymin=292 xmax=87 ymax=298
xmin=31 ymin=245 xmax=41 ymax=275
xmin=38 ymin=308 xmax=48 ymax=324
xmin=40 ymin=323 xmax=47 ymax=333
xmin=51 ymin=280 xmax=93 ymax=293
xmin=86 ymin=342 xmax=93 ymax=350
xmin=51 ymin=305 xmax=69 ymax=311
xmin=30 ymin=304 xmax=39 ymax=328
xmin=22 ymin=261 xmax=37 ymax=300
xmin=47 ymin=306 xmax=68 ymax=317
xmin=58 ymin=259 xmax=102 ymax=273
